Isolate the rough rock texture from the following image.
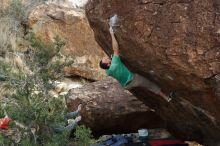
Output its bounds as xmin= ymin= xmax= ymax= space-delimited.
xmin=28 ymin=4 xmax=106 ymax=80
xmin=86 ymin=0 xmax=220 ymax=145
xmin=66 ymin=79 xmax=164 ymax=135
xmin=0 ymin=0 xmax=9 ymax=9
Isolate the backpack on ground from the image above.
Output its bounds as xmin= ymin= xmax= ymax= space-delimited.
xmin=97 ymin=135 xmax=128 ymax=146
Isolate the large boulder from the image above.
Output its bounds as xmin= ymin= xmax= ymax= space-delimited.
xmin=86 ymin=0 xmax=220 ymax=145
xmin=66 ymin=78 xmax=164 ymax=135
xmin=28 ymin=4 xmax=105 ymax=80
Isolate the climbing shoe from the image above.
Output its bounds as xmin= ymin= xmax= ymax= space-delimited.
xmin=168 ymin=91 xmax=177 ymax=102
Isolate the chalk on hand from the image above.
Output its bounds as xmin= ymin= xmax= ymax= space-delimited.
xmin=109 ymin=14 xmax=118 ymax=28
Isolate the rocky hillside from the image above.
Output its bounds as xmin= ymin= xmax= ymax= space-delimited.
xmin=28 ymin=3 xmax=106 ymax=80
xmin=0 ymin=0 xmax=106 ymax=80
xmin=86 ymin=0 xmax=220 ymax=145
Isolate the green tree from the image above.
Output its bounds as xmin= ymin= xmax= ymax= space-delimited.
xmin=0 ymin=33 xmax=71 ymax=146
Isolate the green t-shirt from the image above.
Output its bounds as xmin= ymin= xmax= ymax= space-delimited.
xmin=106 ymin=55 xmax=133 ymax=87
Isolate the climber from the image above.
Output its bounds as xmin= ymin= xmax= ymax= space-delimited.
xmin=51 ymin=104 xmax=82 ymax=133
xmin=99 ymin=15 xmax=175 ymax=102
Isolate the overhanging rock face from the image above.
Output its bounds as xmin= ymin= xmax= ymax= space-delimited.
xmin=85 ymin=0 xmax=220 ymax=145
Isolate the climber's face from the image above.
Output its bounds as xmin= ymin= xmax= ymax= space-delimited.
xmin=101 ymin=56 xmax=111 ymax=66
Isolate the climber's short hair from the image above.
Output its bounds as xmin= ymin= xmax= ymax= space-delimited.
xmin=99 ymin=60 xmax=110 ymax=70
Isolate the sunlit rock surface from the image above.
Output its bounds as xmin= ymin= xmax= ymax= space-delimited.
xmin=28 ymin=3 xmax=105 ymax=80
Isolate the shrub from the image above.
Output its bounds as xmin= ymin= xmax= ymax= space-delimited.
xmin=0 ymin=0 xmax=25 ymax=56
xmin=0 ymin=18 xmax=22 ymax=55
xmin=74 ymin=125 xmax=95 ymax=146
xmin=0 ymin=33 xmax=71 ymax=145
xmin=2 ymin=0 xmax=25 ymax=20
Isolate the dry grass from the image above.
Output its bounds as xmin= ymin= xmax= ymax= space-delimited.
xmin=0 ymin=18 xmax=23 ymax=55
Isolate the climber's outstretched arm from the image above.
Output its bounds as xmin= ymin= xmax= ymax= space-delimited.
xmin=109 ymin=27 xmax=119 ymax=56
